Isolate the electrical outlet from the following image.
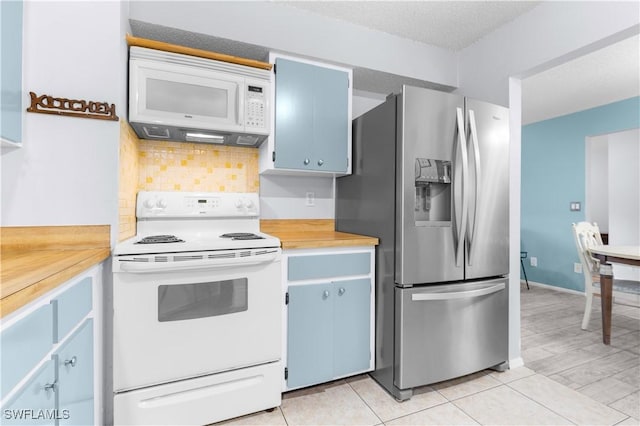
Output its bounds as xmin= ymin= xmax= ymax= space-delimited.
xmin=530 ymin=257 xmax=538 ymax=267
xmin=574 ymin=263 xmax=583 ymax=274
xmin=305 ymin=192 xmax=315 ymax=207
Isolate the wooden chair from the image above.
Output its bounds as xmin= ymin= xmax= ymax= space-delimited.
xmin=572 ymin=222 xmax=640 ymax=330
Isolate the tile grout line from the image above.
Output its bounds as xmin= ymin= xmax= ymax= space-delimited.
xmin=503 ymin=376 xmax=578 ymax=425
xmin=344 ymin=378 xmax=385 ymax=425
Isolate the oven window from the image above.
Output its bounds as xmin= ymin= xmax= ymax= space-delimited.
xmin=157 ymin=279 xmax=248 ymax=322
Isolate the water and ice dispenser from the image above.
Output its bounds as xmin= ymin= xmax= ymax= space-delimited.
xmin=414 ymin=158 xmax=451 ymax=224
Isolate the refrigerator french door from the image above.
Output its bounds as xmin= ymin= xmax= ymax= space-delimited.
xmin=397 ymin=86 xmax=509 ymax=285
xmin=336 ymin=85 xmax=509 ymax=401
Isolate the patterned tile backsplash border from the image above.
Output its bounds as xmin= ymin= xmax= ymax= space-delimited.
xmin=118 ymin=121 xmax=260 ymax=241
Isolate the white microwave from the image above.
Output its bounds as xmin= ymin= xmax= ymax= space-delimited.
xmin=129 ymin=47 xmax=271 ymax=147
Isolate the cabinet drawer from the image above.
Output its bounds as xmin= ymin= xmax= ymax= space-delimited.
xmin=288 ymin=252 xmax=370 ymax=281
xmin=1 ymin=304 xmax=54 ymax=399
xmin=2 ymin=359 xmax=56 ymax=426
xmin=53 ymin=277 xmax=92 ymax=342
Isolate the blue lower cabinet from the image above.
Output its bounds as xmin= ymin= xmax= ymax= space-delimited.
xmin=333 ymin=279 xmax=371 ymax=378
xmin=1 ymin=304 xmax=54 ymax=399
xmin=55 ymin=320 xmax=93 ymax=426
xmin=287 ymin=279 xmax=371 ymax=389
xmin=53 ymin=278 xmax=92 ymax=343
xmin=2 ymin=360 xmax=57 ymax=426
xmin=287 ymin=284 xmax=333 ymax=388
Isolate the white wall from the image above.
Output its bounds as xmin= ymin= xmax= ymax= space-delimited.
xmin=458 ymin=1 xmax=640 ymax=367
xmin=586 ymin=135 xmax=609 ymax=232
xmin=1 ymin=1 xmax=126 ymax=245
xmin=608 ymin=129 xmax=640 ymax=281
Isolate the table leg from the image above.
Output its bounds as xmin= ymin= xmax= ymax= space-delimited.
xmin=599 ymin=262 xmax=614 ymax=345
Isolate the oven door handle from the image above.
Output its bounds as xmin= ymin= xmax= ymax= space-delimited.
xmin=118 ymin=252 xmax=280 ymax=273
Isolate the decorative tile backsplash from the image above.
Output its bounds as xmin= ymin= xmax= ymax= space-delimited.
xmin=118 ymin=121 xmax=139 ymax=241
xmin=118 ymin=121 xmax=260 ymax=241
xmin=138 ymin=140 xmax=260 ymax=193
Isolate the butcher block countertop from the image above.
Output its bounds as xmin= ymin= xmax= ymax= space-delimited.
xmin=1 ymin=225 xmax=111 ymax=319
xmin=261 ymin=219 xmax=378 ymax=250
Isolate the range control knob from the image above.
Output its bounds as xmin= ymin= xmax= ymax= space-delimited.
xmin=156 ymin=199 xmax=167 ymax=209
xmin=235 ymin=199 xmax=245 ymax=209
xmin=143 ymin=199 xmax=155 ymax=209
xmin=244 ymin=199 xmax=254 ymax=209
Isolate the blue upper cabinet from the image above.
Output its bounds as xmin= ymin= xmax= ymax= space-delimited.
xmin=1 ymin=0 xmax=23 ymax=147
xmin=264 ymin=56 xmax=351 ymax=175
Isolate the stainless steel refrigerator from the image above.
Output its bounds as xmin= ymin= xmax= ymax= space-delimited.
xmin=336 ymin=85 xmax=509 ymax=400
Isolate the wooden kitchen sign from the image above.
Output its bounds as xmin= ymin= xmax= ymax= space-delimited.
xmin=27 ymin=91 xmax=119 ymax=121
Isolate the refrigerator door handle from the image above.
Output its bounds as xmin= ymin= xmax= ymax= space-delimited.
xmin=467 ymin=109 xmax=481 ymax=266
xmin=453 ymin=107 xmax=468 ymax=268
xmin=411 ymin=282 xmax=505 ymax=301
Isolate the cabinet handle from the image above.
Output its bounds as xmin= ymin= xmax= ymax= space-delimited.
xmin=317 ymin=159 xmax=324 ymax=166
xmin=323 ymin=290 xmax=330 ymax=299
xmin=44 ymin=382 xmax=57 ymax=392
xmin=64 ymin=356 xmax=77 ymax=368
xmin=303 ymin=158 xmax=310 ymax=165
xmin=338 ymin=287 xmax=346 ymax=296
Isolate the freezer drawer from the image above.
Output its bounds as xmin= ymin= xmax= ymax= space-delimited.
xmin=394 ymin=279 xmax=508 ymax=390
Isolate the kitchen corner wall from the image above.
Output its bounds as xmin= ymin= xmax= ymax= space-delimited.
xmin=118 ymin=121 xmax=260 ymax=241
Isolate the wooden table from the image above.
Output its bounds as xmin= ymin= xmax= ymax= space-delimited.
xmin=589 ymin=245 xmax=640 ymax=345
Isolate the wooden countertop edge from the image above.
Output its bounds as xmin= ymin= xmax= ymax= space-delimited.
xmin=272 ymin=232 xmax=379 ymax=250
xmin=280 ymin=238 xmax=378 ymax=249
xmin=0 ymin=248 xmax=110 ymax=319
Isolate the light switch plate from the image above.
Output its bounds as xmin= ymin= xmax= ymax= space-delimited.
xmin=570 ymin=202 xmax=581 ymax=211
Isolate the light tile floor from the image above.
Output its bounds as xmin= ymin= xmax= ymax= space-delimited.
xmin=219 ymin=285 xmax=639 ymax=425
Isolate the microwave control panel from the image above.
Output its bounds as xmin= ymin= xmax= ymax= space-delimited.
xmin=245 ymin=84 xmax=268 ymax=132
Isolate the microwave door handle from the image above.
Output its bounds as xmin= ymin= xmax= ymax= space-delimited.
xmin=236 ymin=84 xmax=244 ymax=126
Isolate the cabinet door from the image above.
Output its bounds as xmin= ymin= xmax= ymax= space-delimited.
xmin=286 ymin=283 xmax=333 ymax=388
xmin=1 ymin=304 xmax=53 ymax=399
xmin=2 ymin=360 xmax=56 ymax=426
xmin=0 ymin=0 xmax=23 ymax=145
xmin=56 ymin=319 xmax=93 ymax=426
xmin=311 ymin=64 xmax=349 ymax=173
xmin=274 ymin=58 xmax=348 ymax=172
xmin=332 ymin=279 xmax=371 ymax=378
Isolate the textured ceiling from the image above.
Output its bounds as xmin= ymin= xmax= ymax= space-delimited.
xmin=522 ymin=34 xmax=640 ymax=124
xmin=281 ymin=1 xmax=540 ymax=51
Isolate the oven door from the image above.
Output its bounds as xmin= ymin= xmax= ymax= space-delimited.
xmin=113 ymin=252 xmax=281 ymax=392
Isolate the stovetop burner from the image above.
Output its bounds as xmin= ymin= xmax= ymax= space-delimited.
xmin=135 ymin=235 xmax=185 ymax=244
xmin=220 ymin=232 xmax=265 ymax=240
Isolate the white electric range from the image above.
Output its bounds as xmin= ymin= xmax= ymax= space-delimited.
xmin=112 ymin=191 xmax=282 ymax=425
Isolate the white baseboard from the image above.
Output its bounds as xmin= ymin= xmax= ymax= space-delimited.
xmin=523 ymin=280 xmax=639 ymax=306
xmin=508 ymin=357 xmax=524 ymax=369
xmin=523 ymin=280 xmax=583 ymax=295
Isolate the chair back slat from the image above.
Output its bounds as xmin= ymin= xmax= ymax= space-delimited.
xmin=572 ymin=222 xmax=603 ymax=275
